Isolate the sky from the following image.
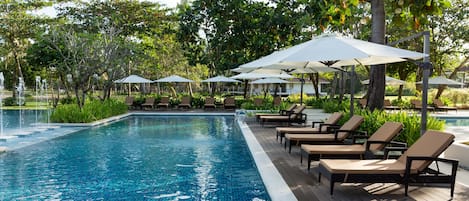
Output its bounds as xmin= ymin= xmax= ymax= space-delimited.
xmin=36 ymin=0 xmax=182 ymax=17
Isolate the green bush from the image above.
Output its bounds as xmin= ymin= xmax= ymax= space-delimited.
xmin=3 ymin=97 xmax=18 ymax=106
xmin=323 ymin=99 xmax=349 ymax=113
xmin=339 ymin=109 xmax=445 ymax=146
xmin=50 ymin=99 xmax=128 ymax=123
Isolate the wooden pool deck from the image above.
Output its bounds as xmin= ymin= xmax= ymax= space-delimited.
xmin=246 ymin=121 xmax=469 ymax=201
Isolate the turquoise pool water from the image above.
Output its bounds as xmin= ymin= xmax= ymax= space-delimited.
xmin=0 ymin=115 xmax=270 ymax=200
xmin=439 ymin=117 xmax=469 ymax=126
xmin=1 ymin=110 xmax=49 ymax=131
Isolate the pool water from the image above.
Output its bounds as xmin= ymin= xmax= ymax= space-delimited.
xmin=439 ymin=117 xmax=469 ymax=126
xmin=0 ymin=115 xmax=270 ymax=200
xmin=1 ymin=109 xmax=50 ymax=131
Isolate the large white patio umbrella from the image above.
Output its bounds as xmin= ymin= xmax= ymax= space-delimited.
xmin=237 ymin=33 xmax=429 ymax=131
xmin=361 ymin=76 xmax=406 ymax=85
xmin=416 ymin=76 xmax=464 ymax=86
xmin=114 ymin=74 xmax=153 ymax=95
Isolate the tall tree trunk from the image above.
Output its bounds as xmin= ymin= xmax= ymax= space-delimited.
xmin=367 ymin=0 xmax=386 ymax=111
xmin=329 ymin=73 xmax=338 ymax=100
xmin=309 ymin=73 xmax=320 ymax=99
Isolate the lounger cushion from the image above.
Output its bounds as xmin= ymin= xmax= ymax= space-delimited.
xmin=277 ymin=127 xmax=321 ymax=134
xmin=285 ymin=133 xmax=349 ymax=141
xmin=367 ymin=122 xmax=403 ymax=151
xmin=320 ymin=159 xmax=408 ymax=174
xmin=302 ymin=144 xmax=365 ymax=155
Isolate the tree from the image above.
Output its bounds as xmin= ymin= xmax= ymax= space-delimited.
xmin=0 ymin=0 xmax=52 ymax=90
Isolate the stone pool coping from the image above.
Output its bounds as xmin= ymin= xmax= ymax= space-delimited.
xmin=3 ymin=111 xmax=296 ymax=201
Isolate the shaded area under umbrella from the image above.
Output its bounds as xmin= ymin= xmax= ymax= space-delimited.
xmin=114 ymin=74 xmax=153 ymax=96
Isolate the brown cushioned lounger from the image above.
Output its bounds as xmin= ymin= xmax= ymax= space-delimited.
xmin=259 ymin=105 xmax=306 ymax=127
xmin=284 ymin=115 xmax=364 ymax=153
xmin=255 ymin=104 xmax=297 ymax=122
xmin=276 ymin=112 xmax=343 ymax=143
xmin=301 ymin=122 xmax=403 ymax=170
xmin=318 ymin=130 xmax=458 ymax=197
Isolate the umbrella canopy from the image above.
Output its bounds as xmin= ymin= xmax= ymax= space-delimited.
xmin=239 ymin=33 xmax=426 ymax=70
xmin=202 ymin=75 xmax=241 ymax=83
xmin=417 ymin=76 xmax=464 ymax=86
xmin=362 ymin=76 xmax=406 ymax=85
xmin=251 ymin=78 xmax=289 ymax=84
xmin=154 ymin=75 xmax=194 ymax=83
xmin=230 ymin=69 xmax=293 ymax=80
xmin=114 ymin=75 xmax=153 ymax=83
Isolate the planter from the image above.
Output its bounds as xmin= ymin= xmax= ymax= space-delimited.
xmin=445 ymin=141 xmax=469 ymax=169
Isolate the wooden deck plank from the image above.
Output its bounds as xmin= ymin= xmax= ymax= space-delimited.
xmin=246 ymin=120 xmax=468 ymax=201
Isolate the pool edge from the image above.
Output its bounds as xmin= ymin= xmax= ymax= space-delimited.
xmin=237 ymin=119 xmax=298 ymax=201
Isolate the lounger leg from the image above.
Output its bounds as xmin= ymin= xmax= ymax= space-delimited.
xmin=284 ymin=139 xmax=288 ymax=150
xmin=307 ymin=155 xmax=312 ymax=171
xmin=318 ymin=173 xmax=321 ymax=182
xmin=330 ymin=180 xmax=335 ymax=195
xmin=405 ymin=183 xmax=409 ymax=196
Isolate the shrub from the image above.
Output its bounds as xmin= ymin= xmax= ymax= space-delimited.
xmin=50 ymin=99 xmax=127 ymax=123
xmin=3 ymin=97 xmax=18 ymax=106
xmin=322 ymin=98 xmax=349 ymax=113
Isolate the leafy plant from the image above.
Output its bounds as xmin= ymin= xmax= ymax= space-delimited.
xmin=50 ymin=99 xmax=127 ymax=123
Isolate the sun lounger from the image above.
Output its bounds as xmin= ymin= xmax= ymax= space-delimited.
xmin=124 ymin=96 xmax=134 ymax=109
xmin=284 ymin=115 xmax=364 ymax=153
xmin=259 ymin=105 xmax=307 ymax=127
xmin=411 ymin=99 xmax=434 ymax=112
xmin=141 ymin=97 xmax=155 ymax=110
xmin=301 ymin=122 xmax=404 ymax=170
xmin=178 ymin=96 xmax=191 ymax=109
xmin=255 ymin=104 xmax=297 ymax=122
xmin=224 ymin=97 xmax=236 ymax=110
xmin=156 ymin=97 xmax=170 ymax=109
xmin=433 ymin=99 xmax=457 ymax=113
xmin=317 ymin=130 xmax=458 ymax=196
xmin=204 ymin=97 xmax=216 ymax=110
xmin=275 ymin=112 xmax=343 ymax=143
xmin=384 ymin=99 xmax=400 ymax=110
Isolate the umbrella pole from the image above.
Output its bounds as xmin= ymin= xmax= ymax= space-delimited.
xmin=350 ymin=65 xmax=356 ymax=116
xmin=300 ymin=74 xmax=304 ymax=105
xmin=420 ymin=32 xmax=431 ymax=135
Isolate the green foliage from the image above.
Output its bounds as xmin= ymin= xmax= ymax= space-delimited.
xmin=305 ymin=96 xmax=329 ymax=108
xmin=50 ymin=99 xmax=127 ymax=123
xmin=191 ymin=96 xmax=204 ymax=108
xmin=322 ymin=99 xmax=350 ymax=113
xmin=340 ymin=109 xmax=445 ymax=146
xmin=3 ymin=97 xmax=18 ymax=106
xmin=60 ymin=96 xmax=76 ymax=105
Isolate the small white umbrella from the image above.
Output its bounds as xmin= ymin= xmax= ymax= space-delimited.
xmin=114 ymin=75 xmax=153 ymax=83
xmin=202 ymin=75 xmax=240 ymax=95
xmin=154 ymin=75 xmax=194 ymax=96
xmin=114 ymin=74 xmax=153 ymax=95
xmin=154 ymin=75 xmax=194 ymax=83
xmin=201 ymin=75 xmax=240 ymax=83
xmin=230 ymin=69 xmax=293 ymax=80
xmin=417 ymin=76 xmax=464 ymax=86
xmin=252 ymin=78 xmax=289 ymax=97
xmin=251 ymin=78 xmax=289 ymax=84
xmin=362 ymin=76 xmax=406 ymax=85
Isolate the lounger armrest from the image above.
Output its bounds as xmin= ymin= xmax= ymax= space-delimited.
xmin=405 ymin=156 xmax=459 ymax=177
xmin=312 ymin=121 xmax=324 ymax=128
xmin=332 ymin=129 xmax=358 ymax=141
xmin=326 ymin=125 xmax=341 ymax=133
xmin=280 ymin=110 xmax=292 ymax=116
xmin=319 ymin=123 xmax=337 ymax=131
xmin=384 ymin=147 xmax=408 ymax=159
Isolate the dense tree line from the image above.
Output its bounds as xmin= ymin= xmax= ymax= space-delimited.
xmin=0 ymin=0 xmax=467 ymax=109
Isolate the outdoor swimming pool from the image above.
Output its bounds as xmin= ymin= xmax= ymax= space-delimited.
xmin=1 ymin=109 xmax=49 ymax=131
xmin=439 ymin=116 xmax=469 ymax=126
xmin=0 ymin=115 xmax=270 ymax=200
